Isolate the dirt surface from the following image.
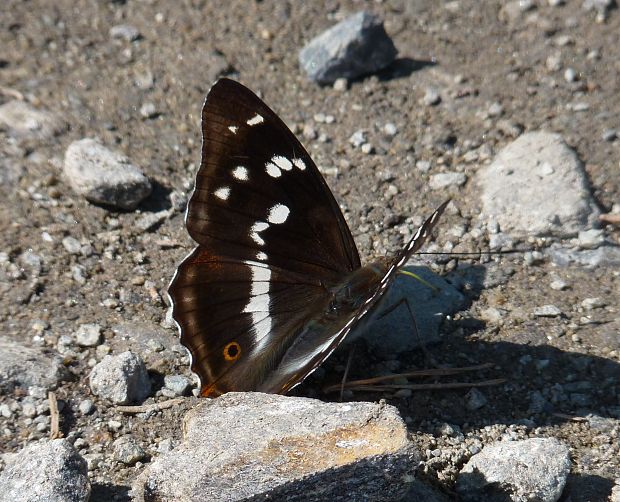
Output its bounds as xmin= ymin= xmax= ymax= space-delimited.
xmin=1 ymin=1 xmax=618 ymax=500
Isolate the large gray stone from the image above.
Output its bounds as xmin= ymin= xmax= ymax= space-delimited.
xmin=0 ymin=439 xmax=90 ymax=502
xmin=133 ymin=392 xmax=419 ymax=501
xmin=456 ymin=438 xmax=571 ymax=501
xmin=358 ymin=266 xmax=466 ymax=357
xmin=0 ymin=100 xmax=66 ymax=140
xmin=299 ymin=12 xmax=397 ymax=84
xmin=477 ymin=131 xmax=599 ymax=238
xmin=63 ymin=138 xmax=151 ymax=210
xmin=0 ymin=338 xmax=68 ymax=394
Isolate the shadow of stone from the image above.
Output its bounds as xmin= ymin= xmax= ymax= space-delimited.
xmin=561 ymin=472 xmax=615 ymax=501
xmin=378 ymin=57 xmax=436 ymax=81
xmin=139 ymin=179 xmax=172 ymax=213
xmin=456 ymin=469 xmax=516 ymax=501
xmin=91 ymin=482 xmax=130 ymax=502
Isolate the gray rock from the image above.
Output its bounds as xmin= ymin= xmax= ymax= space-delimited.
xmin=135 ymin=210 xmax=170 ymax=232
xmin=477 ymin=131 xmax=599 ymax=238
xmin=533 ymin=304 xmax=563 ymax=317
xmin=0 ymin=100 xmax=66 ymax=139
xmin=547 ymin=243 xmax=620 ymax=268
xmin=109 ymin=24 xmax=141 ymax=41
xmin=113 ymin=435 xmax=148 ymax=465
xmin=358 ymin=267 xmax=466 ymax=357
xmin=429 ymin=172 xmax=467 ymax=190
xmin=61 ymin=236 xmax=82 ymax=255
xmin=576 ymin=228 xmax=605 ymax=249
xmin=63 ymin=138 xmax=152 ymax=210
xmin=456 ymin=438 xmax=571 ymax=501
xmin=0 ymin=439 xmax=90 ymax=502
xmin=423 ymin=87 xmax=442 ymax=106
xmin=89 ymin=351 xmax=151 ymax=404
xmin=74 ymin=323 xmax=102 ymax=347
xmin=0 ymin=338 xmax=68 ymax=394
xmin=299 ymin=12 xmax=397 ymax=85
xmin=465 ymin=388 xmax=488 ymax=410
xmin=78 ymin=399 xmax=95 ymax=415
xmin=164 ymin=374 xmax=192 ymax=396
xmin=133 ymin=393 xmax=419 ymax=501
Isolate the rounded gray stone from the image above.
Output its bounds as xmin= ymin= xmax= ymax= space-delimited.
xmin=89 ymin=350 xmax=151 ymax=404
xmin=74 ymin=323 xmax=102 ymax=347
xmin=113 ymin=435 xmax=148 ymax=465
xmin=63 ymin=138 xmax=152 ymax=210
xmin=0 ymin=439 xmax=90 ymax=502
xmin=456 ymin=438 xmax=571 ymax=501
xmin=477 ymin=131 xmax=599 ymax=238
xmin=0 ymin=100 xmax=67 ymax=139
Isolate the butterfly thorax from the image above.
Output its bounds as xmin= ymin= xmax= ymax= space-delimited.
xmin=327 ymin=261 xmax=391 ymax=318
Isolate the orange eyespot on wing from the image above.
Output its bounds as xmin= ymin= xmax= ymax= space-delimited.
xmin=223 ymin=341 xmax=241 ymax=361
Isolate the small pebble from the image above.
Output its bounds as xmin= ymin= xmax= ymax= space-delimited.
xmin=383 ymin=123 xmax=398 ymax=137
xmin=74 ymin=323 xmax=102 ymax=347
xmin=349 ymin=130 xmax=366 ymax=148
xmin=533 ymin=304 xmax=562 ymax=317
xmin=577 ymin=229 xmax=605 ymax=249
xmin=109 ymin=24 xmax=141 ymax=41
xmin=422 ymin=87 xmax=441 ymax=106
xmin=78 ymin=399 xmax=95 ymax=415
xmin=140 ymin=103 xmax=158 ymax=118
xmin=465 ymin=388 xmax=488 ymax=410
xmin=550 ymin=279 xmax=569 ymax=290
xmin=581 ymin=297 xmax=606 ymax=310
xmin=564 ymin=68 xmax=577 ymax=82
xmin=333 ymin=78 xmax=348 ymax=92
xmin=164 ymin=374 xmax=192 ymax=396
xmin=62 ymin=236 xmax=82 ymax=255
xmin=361 ymin=143 xmax=374 ymax=154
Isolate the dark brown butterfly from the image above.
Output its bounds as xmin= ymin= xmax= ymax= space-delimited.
xmin=168 ymin=79 xmax=448 ymax=397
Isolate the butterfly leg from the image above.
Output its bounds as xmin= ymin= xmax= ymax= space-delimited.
xmin=339 ymin=346 xmax=356 ymax=402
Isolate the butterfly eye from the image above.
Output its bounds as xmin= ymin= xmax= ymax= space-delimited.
xmin=223 ymin=341 xmax=241 ymax=361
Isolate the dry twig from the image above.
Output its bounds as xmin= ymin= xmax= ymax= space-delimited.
xmin=48 ymin=391 xmax=62 ymax=439
xmin=599 ymin=213 xmax=620 ymax=225
xmin=116 ymin=397 xmax=185 ymax=414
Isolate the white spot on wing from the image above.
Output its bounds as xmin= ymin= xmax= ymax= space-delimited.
xmin=272 ymin=155 xmax=293 ymax=171
xmin=267 ymin=204 xmax=290 ymax=224
xmin=250 ymin=221 xmax=269 ymax=245
xmin=266 ymin=162 xmax=282 ymax=178
xmin=293 ymin=158 xmax=306 ymax=170
xmin=214 ymin=187 xmax=230 ymax=200
xmin=256 ymin=252 xmax=268 ymax=261
xmin=228 ymin=126 xmax=238 ymax=134
xmin=232 ymin=166 xmax=249 ymax=181
xmin=246 ymin=113 xmax=264 ymax=126
xmin=242 ymin=261 xmax=273 ymax=355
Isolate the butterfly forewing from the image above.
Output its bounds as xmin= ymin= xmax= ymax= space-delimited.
xmin=187 ymin=78 xmax=360 ymax=276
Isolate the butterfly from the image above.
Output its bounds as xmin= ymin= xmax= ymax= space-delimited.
xmin=168 ymin=78 xmax=449 ymax=397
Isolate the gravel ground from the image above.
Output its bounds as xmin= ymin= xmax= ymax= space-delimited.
xmin=0 ymin=1 xmax=618 ymax=500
